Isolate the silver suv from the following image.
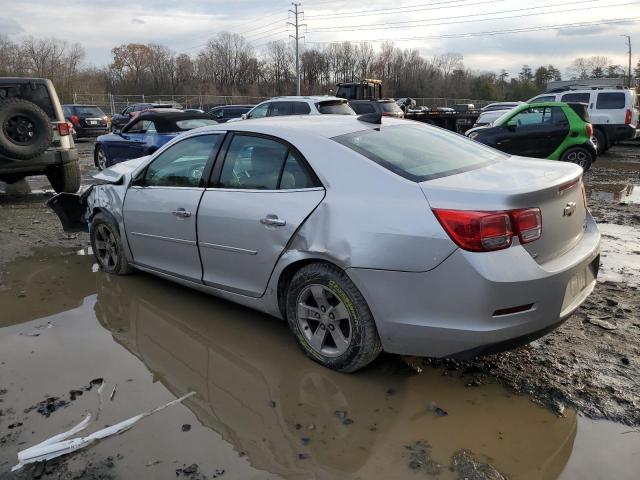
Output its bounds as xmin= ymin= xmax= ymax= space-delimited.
xmin=0 ymin=77 xmax=80 ymax=193
xmin=233 ymin=96 xmax=355 ymax=121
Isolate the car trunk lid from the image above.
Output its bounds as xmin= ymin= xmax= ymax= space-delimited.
xmin=421 ymin=157 xmax=587 ymax=263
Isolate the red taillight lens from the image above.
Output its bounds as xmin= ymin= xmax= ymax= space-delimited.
xmin=70 ymin=114 xmax=79 ymax=126
xmin=625 ymin=109 xmax=632 ymax=125
xmin=511 ymin=208 xmax=542 ymax=244
xmin=585 ymin=123 xmax=593 ymax=138
xmin=433 ymin=208 xmax=542 ymax=252
xmin=432 ymin=210 xmax=513 ymax=251
xmin=57 ymin=122 xmax=70 ymax=136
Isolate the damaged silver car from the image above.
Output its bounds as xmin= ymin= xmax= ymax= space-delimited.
xmin=48 ymin=115 xmax=601 ymax=372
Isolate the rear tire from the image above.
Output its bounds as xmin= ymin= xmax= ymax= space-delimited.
xmin=593 ymin=129 xmax=607 ymax=155
xmin=0 ymin=98 xmax=53 ymax=159
xmin=286 ymin=263 xmax=382 ymax=372
xmin=560 ymin=146 xmax=592 ymax=172
xmin=90 ymin=213 xmax=133 ymax=275
xmin=46 ymin=161 xmax=81 ymax=193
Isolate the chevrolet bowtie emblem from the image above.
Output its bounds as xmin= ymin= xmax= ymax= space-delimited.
xmin=563 ymin=202 xmax=577 ymax=217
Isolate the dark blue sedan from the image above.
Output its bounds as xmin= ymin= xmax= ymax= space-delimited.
xmin=94 ymin=111 xmax=217 ymax=170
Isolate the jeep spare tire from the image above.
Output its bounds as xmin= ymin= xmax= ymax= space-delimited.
xmin=0 ymin=98 xmax=53 ymax=160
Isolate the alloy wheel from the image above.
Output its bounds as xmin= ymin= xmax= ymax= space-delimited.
xmin=566 ymin=150 xmax=589 ymax=168
xmin=96 ymin=148 xmax=108 ymax=170
xmin=94 ymin=224 xmax=119 ymax=271
xmin=296 ymin=284 xmax=353 ymax=357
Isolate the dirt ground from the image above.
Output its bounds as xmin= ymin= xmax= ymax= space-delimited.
xmin=0 ymin=139 xmax=639 ymax=479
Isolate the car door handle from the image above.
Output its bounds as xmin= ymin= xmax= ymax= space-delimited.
xmin=260 ymin=215 xmax=286 ymax=227
xmin=172 ymin=208 xmax=191 ymax=218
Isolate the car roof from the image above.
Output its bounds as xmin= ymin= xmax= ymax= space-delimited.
xmin=189 ymin=114 xmax=406 ymax=140
xmin=63 ymin=104 xmax=101 ymax=108
xmin=211 ymin=105 xmax=253 ymax=109
xmin=266 ymin=96 xmax=345 ymax=102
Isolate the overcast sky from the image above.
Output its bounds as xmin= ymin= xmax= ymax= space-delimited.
xmin=1 ymin=0 xmax=638 ymax=76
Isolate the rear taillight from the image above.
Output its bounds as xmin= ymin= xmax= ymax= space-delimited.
xmin=625 ymin=109 xmax=632 ymax=125
xmin=57 ymin=122 xmax=70 ymax=136
xmin=585 ymin=123 xmax=593 ymax=137
xmin=70 ymin=114 xmax=79 ymax=126
xmin=511 ymin=208 xmax=542 ymax=244
xmin=433 ymin=208 xmax=542 ymax=252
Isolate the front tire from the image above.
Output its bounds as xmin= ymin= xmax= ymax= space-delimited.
xmin=286 ymin=263 xmax=382 ymax=372
xmin=90 ymin=213 xmax=133 ymax=275
xmin=94 ymin=145 xmax=109 ymax=171
xmin=46 ymin=161 xmax=81 ymax=193
xmin=560 ymin=146 xmax=592 ymax=172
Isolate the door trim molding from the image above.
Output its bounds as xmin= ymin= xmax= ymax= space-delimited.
xmin=199 ymin=241 xmax=257 ymax=255
xmin=130 ymin=231 xmax=196 ymax=246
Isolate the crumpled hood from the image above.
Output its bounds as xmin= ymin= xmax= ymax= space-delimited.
xmin=93 ymin=156 xmax=151 ymax=184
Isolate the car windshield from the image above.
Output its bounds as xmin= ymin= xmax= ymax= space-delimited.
xmin=73 ymin=106 xmax=104 ymax=116
xmin=175 ymin=119 xmax=217 ymax=130
xmin=379 ymin=102 xmax=403 ymax=113
xmin=316 ymin=100 xmax=355 ymax=115
xmin=333 ymin=124 xmax=506 ymax=182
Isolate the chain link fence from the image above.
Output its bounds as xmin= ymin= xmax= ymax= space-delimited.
xmin=71 ymin=93 xmax=493 ymax=115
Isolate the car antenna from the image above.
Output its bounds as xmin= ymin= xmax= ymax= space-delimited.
xmin=357 ymin=113 xmax=382 ymax=124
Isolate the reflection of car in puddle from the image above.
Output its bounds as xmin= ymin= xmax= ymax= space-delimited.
xmin=94 ymin=272 xmax=578 ymax=479
xmin=0 ymin=250 xmax=95 ymax=328
xmin=588 ymin=183 xmax=639 ymax=204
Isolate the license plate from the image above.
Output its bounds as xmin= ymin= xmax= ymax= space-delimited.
xmin=88 ymin=120 xmax=97 ymax=125
xmin=567 ymin=269 xmax=589 ymax=299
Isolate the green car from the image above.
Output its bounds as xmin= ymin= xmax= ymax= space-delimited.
xmin=466 ymin=102 xmax=597 ymax=170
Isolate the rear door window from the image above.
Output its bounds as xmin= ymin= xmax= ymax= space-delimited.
xmin=596 ymin=92 xmax=625 ymax=109
xmin=268 ymin=102 xmax=293 ymax=117
xmin=218 ymin=136 xmax=289 ymax=189
xmin=334 ymin=124 xmax=506 ymax=182
xmin=560 ymin=93 xmax=591 ymax=104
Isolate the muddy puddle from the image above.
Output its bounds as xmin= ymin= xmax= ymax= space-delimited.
xmin=588 ymin=183 xmax=639 ymax=205
xmin=1 ymin=251 xmax=639 ymax=479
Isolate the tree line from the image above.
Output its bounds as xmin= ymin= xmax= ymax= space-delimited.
xmin=1 ymin=34 xmax=638 ymax=104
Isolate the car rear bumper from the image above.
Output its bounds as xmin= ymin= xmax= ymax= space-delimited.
xmin=347 ymin=213 xmax=600 ymax=358
xmin=0 ymin=148 xmax=79 ymax=175
xmin=602 ymin=124 xmax=637 ymax=142
xmin=75 ymin=126 xmax=109 ymax=137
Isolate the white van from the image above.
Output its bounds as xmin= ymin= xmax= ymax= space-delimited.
xmin=528 ymin=87 xmax=638 ymax=153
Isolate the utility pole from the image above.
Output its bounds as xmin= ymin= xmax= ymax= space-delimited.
xmin=622 ymin=35 xmax=632 ymax=87
xmin=288 ymin=3 xmax=305 ymax=96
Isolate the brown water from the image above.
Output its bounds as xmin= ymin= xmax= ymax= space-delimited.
xmin=0 ymin=251 xmax=638 ymax=479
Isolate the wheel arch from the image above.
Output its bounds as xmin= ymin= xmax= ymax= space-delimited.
xmin=275 ymin=256 xmax=349 ymax=318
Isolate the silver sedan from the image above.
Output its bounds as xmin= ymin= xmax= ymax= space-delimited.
xmin=49 ymin=115 xmax=601 ymax=372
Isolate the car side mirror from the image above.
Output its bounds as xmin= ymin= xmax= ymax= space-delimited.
xmin=506 ymin=120 xmax=517 ymax=131
xmin=240 ymin=113 xmax=248 ymax=120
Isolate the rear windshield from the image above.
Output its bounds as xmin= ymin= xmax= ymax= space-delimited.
xmin=317 ymin=100 xmax=354 ymax=115
xmin=72 ymin=106 xmax=104 ymax=117
xmin=333 ymin=124 xmax=506 ymax=182
xmin=175 ymin=119 xmax=217 ymax=130
xmin=379 ymin=102 xmax=402 ymax=113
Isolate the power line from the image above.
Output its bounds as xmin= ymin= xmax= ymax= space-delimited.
xmin=307 ymin=0 xmax=636 ymax=33
xmin=304 ymin=17 xmax=640 ymax=44
xmin=305 ymin=0 xmax=495 ymax=19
